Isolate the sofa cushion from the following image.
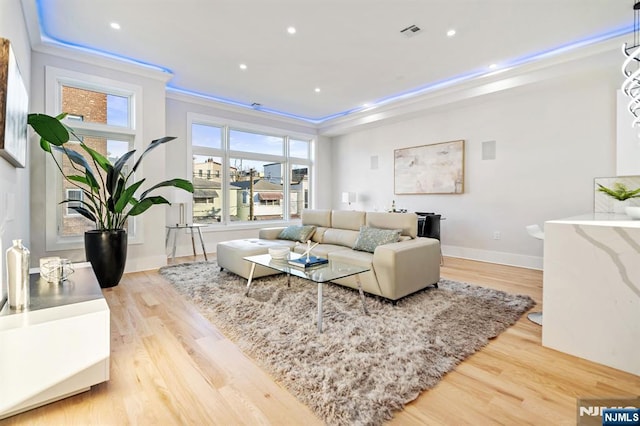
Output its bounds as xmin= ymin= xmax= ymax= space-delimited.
xmin=322 ymin=228 xmax=360 ymax=248
xmin=277 ymin=225 xmax=316 ymax=242
xmin=331 ymin=210 xmax=366 ymax=231
xmin=311 ymin=226 xmax=328 ymax=243
xmin=293 ymin=243 xmax=348 ymax=258
xmin=302 ymin=209 xmax=332 ymax=227
xmin=366 ymin=211 xmax=418 ymax=238
xmin=328 ymin=249 xmax=373 ymax=267
xmin=353 ymin=226 xmax=401 ymax=253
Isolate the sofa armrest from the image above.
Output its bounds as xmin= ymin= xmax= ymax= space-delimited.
xmin=259 ymin=227 xmax=286 ymax=240
xmin=372 ymin=237 xmax=440 ymax=300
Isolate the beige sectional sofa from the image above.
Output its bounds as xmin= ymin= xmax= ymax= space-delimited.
xmin=218 ymin=209 xmax=441 ymax=301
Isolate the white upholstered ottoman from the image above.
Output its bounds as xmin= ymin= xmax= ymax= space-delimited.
xmin=216 ymin=238 xmax=292 ymax=279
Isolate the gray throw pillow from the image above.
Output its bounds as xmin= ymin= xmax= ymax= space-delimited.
xmin=353 ymin=226 xmax=401 ymax=253
xmin=277 ymin=225 xmax=316 ymax=242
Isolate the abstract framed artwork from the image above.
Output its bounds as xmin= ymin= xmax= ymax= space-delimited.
xmin=0 ymin=38 xmax=28 ymax=168
xmin=394 ymin=140 xmax=465 ymax=194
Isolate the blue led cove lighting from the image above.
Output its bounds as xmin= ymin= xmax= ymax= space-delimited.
xmin=35 ymin=0 xmax=634 ymax=124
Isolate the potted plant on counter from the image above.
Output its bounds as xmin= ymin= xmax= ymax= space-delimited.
xmin=596 ymin=182 xmax=640 ymax=217
xmin=28 ymin=113 xmax=194 ymax=287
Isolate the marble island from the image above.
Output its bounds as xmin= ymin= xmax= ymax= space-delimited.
xmin=543 ymin=213 xmax=640 ymax=376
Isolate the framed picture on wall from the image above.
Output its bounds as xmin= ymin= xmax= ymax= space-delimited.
xmin=394 ymin=140 xmax=465 ymax=194
xmin=0 ymin=37 xmax=29 ymax=168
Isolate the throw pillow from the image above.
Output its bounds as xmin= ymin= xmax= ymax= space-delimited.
xmin=277 ymin=225 xmax=316 ymax=242
xmin=353 ymin=226 xmax=401 ymax=253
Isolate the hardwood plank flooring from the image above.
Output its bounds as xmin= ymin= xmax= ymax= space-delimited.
xmin=2 ymin=255 xmax=638 ymax=425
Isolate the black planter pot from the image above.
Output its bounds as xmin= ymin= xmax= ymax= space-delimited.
xmin=84 ymin=229 xmax=128 ymax=288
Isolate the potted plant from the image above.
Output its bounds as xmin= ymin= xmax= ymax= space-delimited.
xmin=28 ymin=113 xmax=194 ymax=288
xmin=596 ymin=182 xmax=640 ymax=215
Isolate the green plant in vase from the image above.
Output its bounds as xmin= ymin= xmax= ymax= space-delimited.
xmin=596 ymin=182 xmax=640 ymax=216
xmin=596 ymin=182 xmax=640 ymax=201
xmin=28 ymin=113 xmax=194 ymax=287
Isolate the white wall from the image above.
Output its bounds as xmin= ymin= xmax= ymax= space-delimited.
xmin=29 ymin=49 xmax=171 ymax=271
xmin=0 ymin=0 xmax=31 ymax=303
xmin=331 ymin=56 xmax=620 ymax=269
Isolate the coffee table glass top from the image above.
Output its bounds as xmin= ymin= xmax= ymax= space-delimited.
xmin=243 ymin=253 xmax=370 ymax=283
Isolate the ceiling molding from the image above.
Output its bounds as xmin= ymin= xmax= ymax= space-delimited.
xmin=20 ymin=0 xmax=629 ymax=137
xmin=19 ymin=0 xmax=42 ymax=48
xmin=318 ymin=37 xmax=625 ymax=136
xmin=20 ymin=0 xmax=172 ymax=83
xmin=31 ymin=42 xmax=174 ymax=83
xmin=167 ymin=89 xmax=318 ymax=135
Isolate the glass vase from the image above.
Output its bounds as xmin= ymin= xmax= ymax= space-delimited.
xmin=6 ymin=239 xmax=30 ymax=311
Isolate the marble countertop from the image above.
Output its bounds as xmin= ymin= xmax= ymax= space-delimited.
xmin=546 ymin=212 xmax=640 ymax=227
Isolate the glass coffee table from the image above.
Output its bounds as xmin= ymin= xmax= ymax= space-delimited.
xmin=243 ymin=253 xmax=370 ymax=332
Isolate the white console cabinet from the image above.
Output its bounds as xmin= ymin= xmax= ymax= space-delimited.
xmin=0 ymin=267 xmax=110 ymax=419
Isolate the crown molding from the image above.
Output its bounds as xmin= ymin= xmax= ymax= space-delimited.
xmin=20 ymin=0 xmax=628 ymax=137
xmin=318 ymin=36 xmax=626 ymax=136
xmin=32 ymin=42 xmax=173 ymax=83
xmin=166 ymin=89 xmax=318 ymax=134
xmin=19 ymin=0 xmax=42 ymax=48
xmin=21 ymin=0 xmax=172 ymax=82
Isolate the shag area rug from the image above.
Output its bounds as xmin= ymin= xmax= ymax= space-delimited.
xmin=159 ymin=261 xmax=535 ymax=426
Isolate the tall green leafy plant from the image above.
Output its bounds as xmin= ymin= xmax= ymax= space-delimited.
xmin=28 ymin=113 xmax=193 ymax=230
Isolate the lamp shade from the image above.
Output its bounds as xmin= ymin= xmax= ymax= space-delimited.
xmin=168 ymin=188 xmax=193 ymax=204
xmin=167 ymin=188 xmax=192 ymax=226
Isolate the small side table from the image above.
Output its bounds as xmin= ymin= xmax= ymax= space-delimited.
xmin=165 ymin=224 xmax=208 ymax=261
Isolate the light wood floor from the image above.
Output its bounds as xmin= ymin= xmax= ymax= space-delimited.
xmin=3 ymin=256 xmax=639 ymax=425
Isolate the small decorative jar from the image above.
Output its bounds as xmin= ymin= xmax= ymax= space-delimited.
xmin=6 ymin=239 xmax=30 ymax=311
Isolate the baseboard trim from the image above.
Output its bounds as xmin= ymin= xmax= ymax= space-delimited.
xmin=442 ymin=245 xmax=543 ymax=270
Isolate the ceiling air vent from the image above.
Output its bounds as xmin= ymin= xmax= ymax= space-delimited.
xmin=400 ymin=24 xmax=422 ymax=37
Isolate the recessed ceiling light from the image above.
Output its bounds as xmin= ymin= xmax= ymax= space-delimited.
xmin=446 ymin=29 xmax=456 ymax=37
xmin=287 ymin=26 xmax=297 ymax=35
xmin=110 ymin=22 xmax=121 ymax=30
xmin=314 ymin=87 xmax=321 ymax=93
xmin=239 ymin=63 xmax=248 ymax=70
xmin=488 ymin=63 xmax=498 ymax=70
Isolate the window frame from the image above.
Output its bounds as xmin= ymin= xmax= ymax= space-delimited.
xmin=187 ymin=112 xmax=314 ymax=229
xmin=44 ymin=66 xmax=144 ymax=252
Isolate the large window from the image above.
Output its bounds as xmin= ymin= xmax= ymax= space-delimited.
xmin=189 ymin=114 xmax=313 ymax=225
xmin=44 ymin=67 xmax=142 ymax=250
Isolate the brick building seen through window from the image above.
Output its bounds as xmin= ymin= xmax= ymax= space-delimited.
xmin=59 ymin=86 xmax=130 ymax=235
